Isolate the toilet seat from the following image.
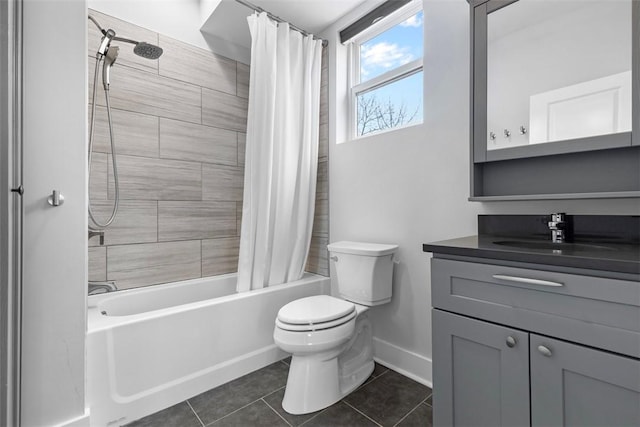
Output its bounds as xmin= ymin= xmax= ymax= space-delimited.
xmin=276 ymin=295 xmax=356 ymax=332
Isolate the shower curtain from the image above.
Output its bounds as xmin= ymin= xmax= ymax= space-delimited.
xmin=237 ymin=12 xmax=323 ymax=292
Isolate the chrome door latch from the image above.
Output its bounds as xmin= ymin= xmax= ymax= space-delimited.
xmin=47 ymin=190 xmax=65 ymax=207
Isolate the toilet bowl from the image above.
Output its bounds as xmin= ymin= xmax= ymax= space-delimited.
xmin=274 ymin=296 xmax=373 ymax=414
xmin=273 ymin=241 xmax=398 ymax=415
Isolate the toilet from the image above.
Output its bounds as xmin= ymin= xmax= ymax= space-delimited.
xmin=273 ymin=241 xmax=398 ymax=414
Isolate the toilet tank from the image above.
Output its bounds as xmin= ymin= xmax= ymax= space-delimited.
xmin=327 ymin=241 xmax=398 ymax=306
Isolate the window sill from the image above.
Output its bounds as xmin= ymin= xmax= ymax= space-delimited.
xmin=340 ymin=120 xmax=424 ymax=144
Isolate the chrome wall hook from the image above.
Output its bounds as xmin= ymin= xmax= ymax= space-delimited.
xmin=504 ymin=129 xmax=511 ymax=138
xmin=47 ymin=190 xmax=65 ymax=207
xmin=489 ymin=131 xmax=496 ymax=141
xmin=519 ymin=125 xmax=527 ymax=135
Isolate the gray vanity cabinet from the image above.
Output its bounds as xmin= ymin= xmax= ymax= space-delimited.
xmin=530 ymin=335 xmax=640 ymax=427
xmin=432 ymin=309 xmax=530 ymax=427
xmin=431 ymin=257 xmax=640 ymax=427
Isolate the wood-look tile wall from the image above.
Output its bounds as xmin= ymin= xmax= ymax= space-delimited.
xmin=305 ymin=47 xmax=330 ymax=277
xmin=88 ymin=10 xmax=329 ymax=289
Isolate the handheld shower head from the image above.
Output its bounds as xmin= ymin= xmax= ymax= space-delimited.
xmin=102 ymin=46 xmax=119 ymax=90
xmin=133 ymin=42 xmax=164 ymax=60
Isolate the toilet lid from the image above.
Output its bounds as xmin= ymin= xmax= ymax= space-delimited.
xmin=277 ymin=295 xmax=355 ymax=325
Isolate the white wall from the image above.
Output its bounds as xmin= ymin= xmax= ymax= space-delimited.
xmin=324 ymin=0 xmax=640 ymax=386
xmin=21 ymin=0 xmax=88 ymax=426
xmin=88 ymin=0 xmax=251 ymax=63
xmin=89 ymin=0 xmax=205 ymax=47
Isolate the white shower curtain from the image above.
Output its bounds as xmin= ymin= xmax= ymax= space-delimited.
xmin=237 ymin=12 xmax=323 ymax=292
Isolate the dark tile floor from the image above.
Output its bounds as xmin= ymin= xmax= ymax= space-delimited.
xmin=126 ymin=359 xmax=433 ymax=427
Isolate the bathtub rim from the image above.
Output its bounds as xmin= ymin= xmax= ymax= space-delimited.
xmin=87 ymin=272 xmax=331 ymax=333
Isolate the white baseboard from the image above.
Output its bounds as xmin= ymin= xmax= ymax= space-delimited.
xmin=372 ymin=337 xmax=433 ymax=388
xmin=54 ymin=409 xmax=90 ymax=427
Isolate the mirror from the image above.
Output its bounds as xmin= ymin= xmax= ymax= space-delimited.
xmin=469 ymin=0 xmax=640 ymax=200
xmin=486 ymin=0 xmax=632 ymax=151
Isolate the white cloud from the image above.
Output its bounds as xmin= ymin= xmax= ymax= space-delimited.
xmin=400 ymin=14 xmax=422 ymax=28
xmin=361 ymin=41 xmax=414 ymax=74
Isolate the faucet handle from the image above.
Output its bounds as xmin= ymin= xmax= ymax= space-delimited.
xmin=548 ymin=213 xmax=568 ymax=243
xmin=548 ymin=212 xmax=566 ymax=229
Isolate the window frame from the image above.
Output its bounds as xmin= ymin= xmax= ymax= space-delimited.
xmin=347 ymin=0 xmax=424 ymax=139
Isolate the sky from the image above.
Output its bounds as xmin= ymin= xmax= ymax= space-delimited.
xmin=357 ymin=10 xmax=424 ymax=135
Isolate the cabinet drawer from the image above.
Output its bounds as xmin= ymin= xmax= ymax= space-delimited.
xmin=432 ymin=258 xmax=640 ymax=358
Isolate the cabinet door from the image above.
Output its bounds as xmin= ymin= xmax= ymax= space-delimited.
xmin=432 ymin=309 xmax=530 ymax=427
xmin=531 ymin=335 xmax=640 ymax=427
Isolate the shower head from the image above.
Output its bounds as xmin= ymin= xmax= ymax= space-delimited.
xmin=133 ymin=42 xmax=164 ymax=60
xmin=102 ymin=46 xmax=119 ymax=90
xmin=88 ymin=15 xmax=163 ymax=60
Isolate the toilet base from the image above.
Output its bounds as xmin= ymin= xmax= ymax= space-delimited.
xmin=282 ymin=356 xmax=374 ymax=415
xmin=281 ymin=314 xmax=374 ymax=415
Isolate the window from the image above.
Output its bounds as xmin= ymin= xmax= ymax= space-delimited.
xmin=347 ymin=1 xmax=423 ymax=138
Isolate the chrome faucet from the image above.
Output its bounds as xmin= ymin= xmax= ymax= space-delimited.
xmin=548 ymin=213 xmax=566 ymax=243
xmin=88 ymin=229 xmax=105 ymax=245
xmin=88 ymin=281 xmax=117 ymax=295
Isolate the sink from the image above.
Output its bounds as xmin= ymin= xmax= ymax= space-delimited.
xmin=492 ymin=240 xmax=618 ymax=252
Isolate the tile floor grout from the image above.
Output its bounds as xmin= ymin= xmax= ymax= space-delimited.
xmin=342 ymin=400 xmax=384 ymax=427
xmin=261 ymin=397 xmax=294 ymax=427
xmin=297 ymin=405 xmax=329 ymax=427
xmin=201 ymin=395 xmax=265 ymax=426
xmin=391 ymin=398 xmax=428 ymax=427
xmin=186 ymin=400 xmax=206 ymax=427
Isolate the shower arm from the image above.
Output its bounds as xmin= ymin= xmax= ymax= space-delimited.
xmin=88 ymin=15 xmax=140 ymax=47
xmin=112 ymin=35 xmax=140 ymax=46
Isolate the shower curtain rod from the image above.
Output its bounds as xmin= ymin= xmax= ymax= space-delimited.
xmin=234 ymin=0 xmax=328 ymax=47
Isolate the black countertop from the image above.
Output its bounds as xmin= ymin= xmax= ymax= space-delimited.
xmin=423 ymin=235 xmax=640 ymax=276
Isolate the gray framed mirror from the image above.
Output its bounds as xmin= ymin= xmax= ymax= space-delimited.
xmin=469 ymin=0 xmax=640 ymax=200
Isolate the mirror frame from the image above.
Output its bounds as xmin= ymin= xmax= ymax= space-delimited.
xmin=468 ymin=0 xmax=640 ymax=200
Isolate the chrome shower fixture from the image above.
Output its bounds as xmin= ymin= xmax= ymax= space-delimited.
xmin=133 ymin=42 xmax=163 ymax=60
xmin=88 ymin=15 xmax=164 ymax=60
xmin=87 ymin=14 xmax=163 ymax=230
xmin=102 ymin=46 xmax=119 ymax=89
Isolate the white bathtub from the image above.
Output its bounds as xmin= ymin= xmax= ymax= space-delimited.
xmin=87 ymin=273 xmax=330 ymax=427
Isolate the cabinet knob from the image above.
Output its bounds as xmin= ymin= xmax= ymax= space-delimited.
xmin=506 ymin=336 xmax=517 ymax=348
xmin=537 ymin=345 xmax=552 ymax=357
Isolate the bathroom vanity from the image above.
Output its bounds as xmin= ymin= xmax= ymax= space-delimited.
xmin=423 ymin=215 xmax=640 ymax=427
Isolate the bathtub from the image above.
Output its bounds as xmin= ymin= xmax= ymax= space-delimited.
xmin=87 ymin=272 xmax=330 ymax=427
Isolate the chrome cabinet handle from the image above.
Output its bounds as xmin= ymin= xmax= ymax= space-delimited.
xmin=538 ymin=345 xmax=553 ymax=357
xmin=506 ymin=336 xmax=517 ymax=348
xmin=47 ymin=190 xmax=65 ymax=207
xmin=492 ymin=274 xmax=563 ymax=287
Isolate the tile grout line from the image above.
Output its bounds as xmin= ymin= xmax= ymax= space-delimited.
xmin=298 ymin=407 xmax=330 ymax=427
xmin=373 ymin=369 xmax=389 ymax=379
xmin=201 ymin=385 xmax=286 ymax=427
xmin=391 ymin=398 xmax=428 ymax=427
xmin=186 ymin=400 xmax=206 ymax=427
xmin=342 ymin=401 xmax=384 ymax=427
xmin=261 ymin=398 xmax=294 ymax=427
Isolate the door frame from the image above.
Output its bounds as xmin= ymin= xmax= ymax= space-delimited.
xmin=0 ymin=0 xmax=23 ymax=425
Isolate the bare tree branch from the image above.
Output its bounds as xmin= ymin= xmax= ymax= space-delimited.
xmin=357 ymin=94 xmax=419 ymax=136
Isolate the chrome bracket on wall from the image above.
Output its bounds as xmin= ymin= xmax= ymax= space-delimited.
xmin=47 ymin=190 xmax=64 ymax=206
